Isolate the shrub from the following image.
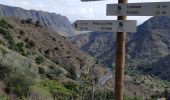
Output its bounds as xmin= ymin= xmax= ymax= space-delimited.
xmin=63 ymin=81 xmax=78 ymax=92
xmin=38 ymin=67 xmax=46 ymax=75
xmin=0 ymin=64 xmax=12 ymax=80
xmin=46 ymin=65 xmax=63 ymax=80
xmin=26 ymin=40 xmax=35 ymax=48
xmin=25 ymin=18 xmax=33 ymax=24
xmin=54 ymin=47 xmax=59 ymax=50
xmin=40 ymin=80 xmax=72 ymax=100
xmin=35 ymin=21 xmax=40 ymax=27
xmin=52 ymin=37 xmax=56 ymax=41
xmin=19 ymin=30 xmax=25 ymax=35
xmin=35 ymin=56 xmax=44 ymax=64
xmin=68 ymin=66 xmax=77 ymax=80
xmin=44 ymin=49 xmax=50 ymax=55
xmin=0 ymin=95 xmax=8 ymax=100
xmin=8 ymin=74 xmax=33 ymax=98
xmin=0 ymin=19 xmax=13 ymax=29
xmin=9 ymin=42 xmax=26 ymax=56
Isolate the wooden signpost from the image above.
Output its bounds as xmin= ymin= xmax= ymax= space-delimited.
xmin=73 ymin=0 xmax=170 ymax=100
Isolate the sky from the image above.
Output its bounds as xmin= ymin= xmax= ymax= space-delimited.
xmin=0 ymin=0 xmax=170 ymax=25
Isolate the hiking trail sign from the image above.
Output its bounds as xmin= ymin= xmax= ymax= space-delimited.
xmin=107 ymin=2 xmax=170 ymax=16
xmin=72 ymin=20 xmax=137 ymax=32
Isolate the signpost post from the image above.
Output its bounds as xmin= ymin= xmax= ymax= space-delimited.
xmin=114 ymin=0 xmax=127 ymax=100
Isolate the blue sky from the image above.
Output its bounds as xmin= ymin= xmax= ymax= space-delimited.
xmin=0 ymin=0 xmax=170 ymax=24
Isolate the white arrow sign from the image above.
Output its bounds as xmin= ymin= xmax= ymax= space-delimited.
xmin=107 ymin=2 xmax=170 ymax=16
xmin=72 ymin=20 xmax=137 ymax=32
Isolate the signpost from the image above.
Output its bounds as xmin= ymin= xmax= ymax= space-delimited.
xmin=73 ymin=20 xmax=136 ymax=32
xmin=107 ymin=2 xmax=170 ymax=16
xmin=75 ymin=0 xmax=170 ymax=100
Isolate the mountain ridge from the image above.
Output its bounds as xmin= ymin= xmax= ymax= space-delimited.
xmin=0 ymin=4 xmax=77 ymax=36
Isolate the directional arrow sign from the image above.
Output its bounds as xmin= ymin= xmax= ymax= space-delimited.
xmin=107 ymin=2 xmax=170 ymax=16
xmin=72 ymin=20 xmax=137 ymax=32
xmin=81 ymin=0 xmax=103 ymax=2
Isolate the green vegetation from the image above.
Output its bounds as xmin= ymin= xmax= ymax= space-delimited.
xmin=36 ymin=80 xmax=79 ymax=100
xmin=68 ymin=66 xmax=77 ymax=80
xmin=0 ymin=19 xmax=13 ymax=29
xmin=93 ymin=90 xmax=114 ymax=100
xmin=46 ymin=65 xmax=63 ymax=80
xmin=35 ymin=56 xmax=44 ymax=64
xmin=0 ymin=95 xmax=8 ymax=100
xmin=0 ymin=64 xmax=12 ymax=80
xmin=0 ymin=19 xmax=27 ymax=56
xmin=124 ymin=94 xmax=142 ymax=100
xmin=8 ymin=74 xmax=33 ymax=98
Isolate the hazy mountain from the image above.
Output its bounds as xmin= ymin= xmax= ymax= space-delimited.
xmin=0 ymin=4 xmax=77 ymax=36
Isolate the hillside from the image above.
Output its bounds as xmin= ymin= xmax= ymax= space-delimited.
xmin=127 ymin=16 xmax=170 ymax=67
xmin=0 ymin=17 xmax=109 ymax=100
xmin=0 ymin=4 xmax=77 ymax=36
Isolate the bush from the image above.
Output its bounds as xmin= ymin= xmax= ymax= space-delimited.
xmin=19 ymin=30 xmax=25 ymax=35
xmin=55 ymin=47 xmax=59 ymax=50
xmin=25 ymin=18 xmax=33 ymax=24
xmin=44 ymin=49 xmax=50 ymax=55
xmin=46 ymin=65 xmax=63 ymax=80
xmin=64 ymin=81 xmax=78 ymax=92
xmin=25 ymin=39 xmax=35 ymax=48
xmin=35 ymin=56 xmax=44 ymax=64
xmin=0 ymin=19 xmax=13 ymax=29
xmin=0 ymin=28 xmax=26 ymax=55
xmin=38 ymin=67 xmax=46 ymax=75
xmin=9 ymin=42 xmax=26 ymax=56
xmin=94 ymin=90 xmax=114 ymax=100
xmin=69 ymin=66 xmax=77 ymax=80
xmin=0 ymin=64 xmax=12 ymax=80
xmin=8 ymin=74 xmax=33 ymax=98
xmin=40 ymin=80 xmax=72 ymax=100
xmin=35 ymin=21 xmax=40 ymax=27
xmin=0 ymin=95 xmax=8 ymax=100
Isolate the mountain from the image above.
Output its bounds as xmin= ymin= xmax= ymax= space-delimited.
xmin=0 ymin=4 xmax=77 ymax=36
xmin=127 ymin=16 xmax=170 ymax=67
xmin=69 ymin=17 xmax=170 ymax=68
